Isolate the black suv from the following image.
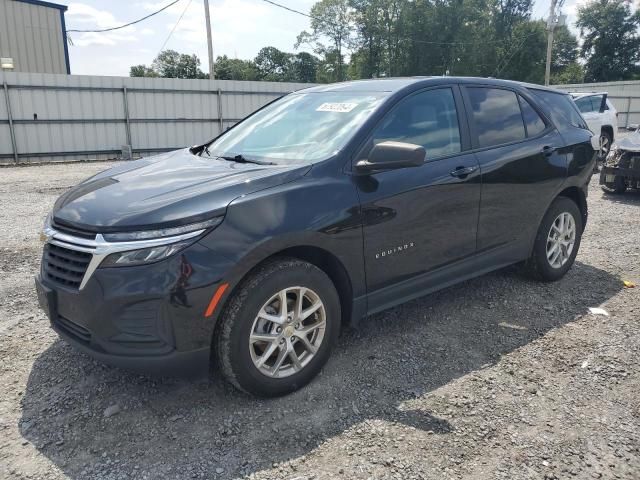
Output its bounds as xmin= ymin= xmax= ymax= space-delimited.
xmin=36 ymin=77 xmax=596 ymax=396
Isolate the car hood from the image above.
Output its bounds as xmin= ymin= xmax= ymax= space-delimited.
xmin=53 ymin=149 xmax=311 ymax=232
xmin=614 ymin=130 xmax=640 ymax=152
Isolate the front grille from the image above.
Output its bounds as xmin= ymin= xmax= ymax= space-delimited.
xmin=51 ymin=219 xmax=97 ymax=240
xmin=55 ymin=315 xmax=91 ymax=343
xmin=43 ymin=243 xmax=92 ymax=290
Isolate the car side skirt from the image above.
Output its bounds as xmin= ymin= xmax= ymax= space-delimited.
xmin=362 ymin=241 xmax=528 ymax=317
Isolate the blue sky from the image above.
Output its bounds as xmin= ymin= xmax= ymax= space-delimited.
xmin=61 ymin=0 xmax=586 ymax=77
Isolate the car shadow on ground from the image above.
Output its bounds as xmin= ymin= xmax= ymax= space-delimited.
xmin=19 ymin=261 xmax=623 ymax=478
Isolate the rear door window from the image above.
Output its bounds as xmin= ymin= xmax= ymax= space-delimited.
xmin=574 ymin=96 xmax=595 ymax=113
xmin=467 ymin=87 xmax=526 ymax=148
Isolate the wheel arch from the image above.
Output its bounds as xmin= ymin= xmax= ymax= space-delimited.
xmin=213 ymin=244 xmax=356 ymax=339
xmin=556 ymin=186 xmax=587 ymax=231
xmin=601 ymin=124 xmax=614 ymax=140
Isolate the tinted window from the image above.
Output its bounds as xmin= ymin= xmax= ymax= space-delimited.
xmin=372 ymin=88 xmax=461 ymax=158
xmin=592 ymin=95 xmax=605 ymax=112
xmin=574 ymin=96 xmax=595 ymax=113
xmin=518 ymin=95 xmax=546 ymax=137
xmin=530 ymin=89 xmax=588 ymax=131
xmin=468 ymin=88 xmax=525 ymax=147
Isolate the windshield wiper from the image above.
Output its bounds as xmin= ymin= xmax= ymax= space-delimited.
xmin=218 ymin=154 xmax=275 ymax=166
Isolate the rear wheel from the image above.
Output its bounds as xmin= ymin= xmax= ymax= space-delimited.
xmin=215 ymin=258 xmax=340 ymax=397
xmin=525 ymin=197 xmax=582 ymax=282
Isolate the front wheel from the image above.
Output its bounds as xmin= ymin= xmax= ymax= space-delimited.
xmin=525 ymin=197 xmax=583 ymax=282
xmin=215 ymin=258 xmax=340 ymax=397
xmin=597 ymin=131 xmax=612 ymax=165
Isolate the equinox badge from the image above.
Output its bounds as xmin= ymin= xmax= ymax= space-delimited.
xmin=375 ymin=242 xmax=415 ymax=259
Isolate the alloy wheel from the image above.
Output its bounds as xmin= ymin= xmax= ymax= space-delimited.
xmin=249 ymin=287 xmax=326 ymax=378
xmin=546 ymin=212 xmax=576 ymax=269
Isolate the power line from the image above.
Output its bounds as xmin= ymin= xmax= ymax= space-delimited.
xmin=158 ymin=0 xmax=193 ymax=53
xmin=260 ymin=0 xmax=541 ymax=47
xmin=262 ymin=0 xmax=313 ymax=19
xmin=66 ymin=0 xmax=183 ymax=33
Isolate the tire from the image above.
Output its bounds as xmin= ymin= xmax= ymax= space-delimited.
xmin=525 ymin=197 xmax=583 ymax=282
xmin=597 ymin=130 xmax=613 ymax=165
xmin=215 ymin=258 xmax=340 ymax=397
xmin=601 ymin=175 xmax=627 ymax=194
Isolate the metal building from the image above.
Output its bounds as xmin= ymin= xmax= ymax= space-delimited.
xmin=0 ymin=0 xmax=70 ymax=74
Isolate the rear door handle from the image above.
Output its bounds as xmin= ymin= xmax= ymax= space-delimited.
xmin=542 ymin=145 xmax=557 ymax=156
xmin=450 ymin=165 xmax=478 ymax=178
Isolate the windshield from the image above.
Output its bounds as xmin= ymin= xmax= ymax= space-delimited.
xmin=205 ymin=91 xmax=389 ymax=164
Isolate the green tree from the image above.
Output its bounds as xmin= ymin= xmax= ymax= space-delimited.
xmin=254 ymin=46 xmax=293 ymax=81
xmin=551 ymin=62 xmax=585 ymax=85
xmin=150 ymin=50 xmax=208 ymax=79
xmin=290 ymin=52 xmax=319 ymax=83
xmin=296 ymin=0 xmax=353 ymax=81
xmin=214 ymin=55 xmax=259 ymax=81
xmin=316 ymin=49 xmax=348 ymax=82
xmin=129 ymin=64 xmax=158 ymax=77
xmin=551 ymin=25 xmax=579 ymax=72
xmin=349 ymin=0 xmax=387 ymax=78
xmin=576 ymin=0 xmax=640 ymax=82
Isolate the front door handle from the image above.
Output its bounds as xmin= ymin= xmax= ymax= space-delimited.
xmin=542 ymin=145 xmax=557 ymax=157
xmin=450 ymin=165 xmax=478 ymax=178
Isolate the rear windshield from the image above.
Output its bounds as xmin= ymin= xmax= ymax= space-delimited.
xmin=206 ymin=92 xmax=388 ymax=164
xmin=529 ymin=89 xmax=588 ymax=131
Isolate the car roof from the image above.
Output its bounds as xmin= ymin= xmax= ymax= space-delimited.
xmin=296 ymin=77 xmax=565 ymax=94
xmin=569 ymin=92 xmax=608 ymax=97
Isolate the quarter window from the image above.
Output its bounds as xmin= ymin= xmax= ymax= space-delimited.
xmin=372 ymin=88 xmax=461 ymax=159
xmin=518 ymin=95 xmax=546 ymax=137
xmin=530 ymin=89 xmax=588 ymax=131
xmin=467 ymin=88 xmax=526 ymax=148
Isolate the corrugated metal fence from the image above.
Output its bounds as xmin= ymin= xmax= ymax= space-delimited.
xmin=4 ymin=74 xmax=639 ymax=165
xmin=554 ymin=80 xmax=640 ymax=129
xmin=0 ymin=72 xmax=313 ymax=164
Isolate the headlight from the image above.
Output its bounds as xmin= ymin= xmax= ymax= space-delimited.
xmin=102 ymin=217 xmax=223 ymax=242
xmin=101 ymin=240 xmax=193 ymax=267
xmin=99 ymin=216 xmax=224 ymax=267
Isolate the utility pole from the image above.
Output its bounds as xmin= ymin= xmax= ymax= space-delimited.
xmin=544 ymin=0 xmax=558 ymax=86
xmin=204 ymin=0 xmax=215 ymax=79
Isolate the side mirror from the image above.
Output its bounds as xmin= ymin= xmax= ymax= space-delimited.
xmin=356 ymin=141 xmax=426 ymax=173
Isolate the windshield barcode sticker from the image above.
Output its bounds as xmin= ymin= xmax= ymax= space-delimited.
xmin=316 ymin=102 xmax=358 ymax=113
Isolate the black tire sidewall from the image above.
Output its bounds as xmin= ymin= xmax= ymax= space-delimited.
xmin=222 ymin=261 xmax=340 ymax=397
xmin=531 ymin=197 xmax=583 ymax=281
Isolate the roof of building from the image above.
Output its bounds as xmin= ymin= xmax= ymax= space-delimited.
xmin=13 ymin=0 xmax=67 ymax=12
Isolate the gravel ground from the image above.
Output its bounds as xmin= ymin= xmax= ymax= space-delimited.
xmin=0 ymin=162 xmax=638 ymax=480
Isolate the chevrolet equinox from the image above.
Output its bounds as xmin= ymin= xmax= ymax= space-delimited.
xmin=36 ymin=78 xmax=596 ymax=397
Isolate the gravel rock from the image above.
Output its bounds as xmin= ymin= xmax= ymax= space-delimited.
xmin=0 ymin=162 xmax=639 ymax=480
xmin=103 ymin=405 xmax=121 ymax=418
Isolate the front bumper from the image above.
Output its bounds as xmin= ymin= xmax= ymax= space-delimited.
xmin=600 ymin=165 xmax=640 ymax=180
xmin=36 ymin=239 xmax=234 ymax=377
